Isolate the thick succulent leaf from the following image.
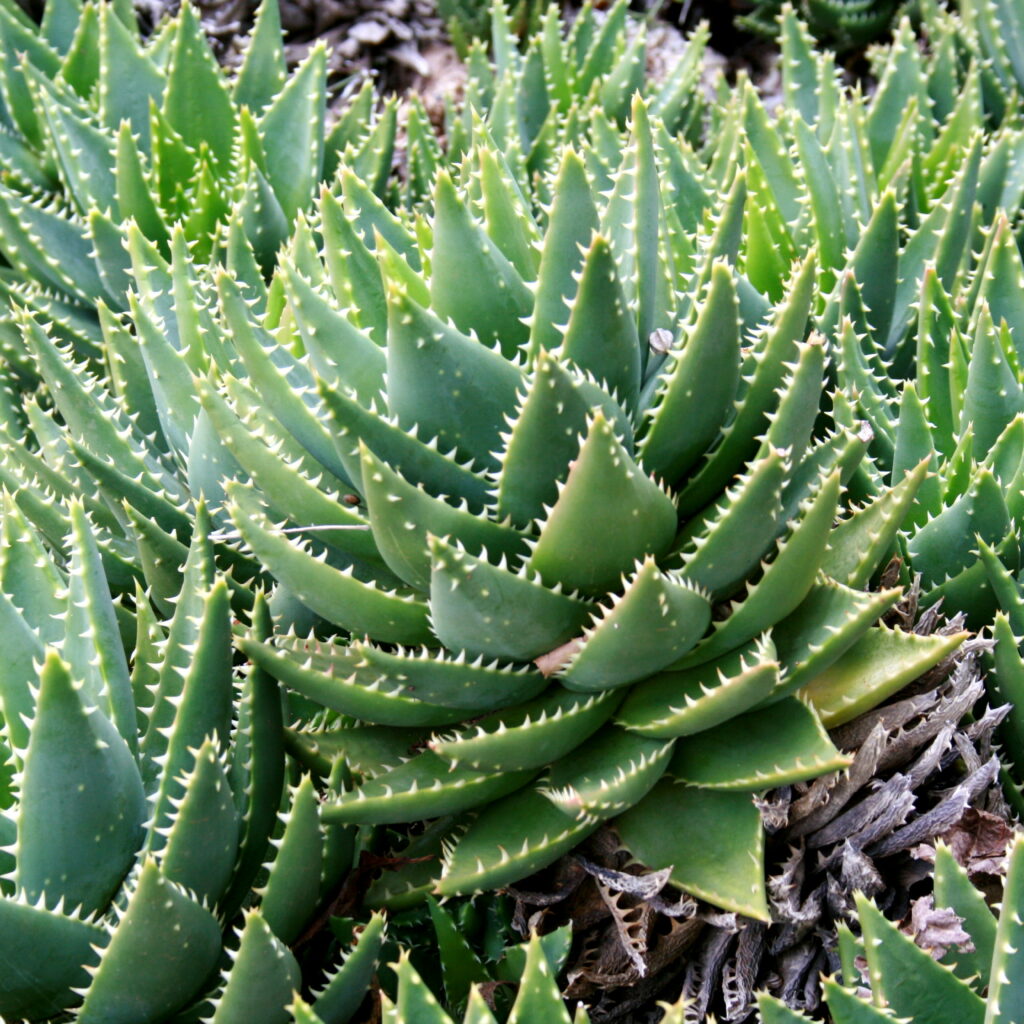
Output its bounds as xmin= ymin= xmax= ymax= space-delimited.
xmin=908 ymin=469 xmax=1010 ymax=590
xmin=615 ymin=780 xmax=768 ymax=920
xmin=437 ymin=786 xmax=600 ymax=896
xmin=240 ymin=635 xmax=466 ymax=728
xmin=556 ymin=233 xmax=641 ymax=410
xmin=233 ymin=0 xmax=286 ymax=111
xmin=0 ymin=896 xmax=106 ymax=1021
xmin=311 ymin=911 xmax=386 ymax=1024
xmin=219 ymin=273 xmax=352 ymax=484
xmin=62 ymin=501 xmax=138 ymax=754
xmin=16 ymin=651 xmax=145 ymax=917
xmin=542 ymin=726 xmax=673 ymax=818
xmin=196 ymin=378 xmax=380 ymax=562
xmin=559 ymin=559 xmax=711 ymax=690
xmin=221 ymin=595 xmax=286 ymax=917
xmin=676 ymin=469 xmax=842 ymax=666
xmin=229 ymin=485 xmax=433 ymax=646
xmin=323 ymin=750 xmax=535 ymax=824
xmin=427 ymin=896 xmax=490 ymax=1009
xmin=0 ymin=588 xmax=45 ymax=756
xmin=527 ymin=148 xmax=599 ymax=359
xmin=160 ymin=738 xmax=241 ymax=907
xmin=77 ymin=859 xmax=222 ymax=1024
xmin=855 ymin=893 xmax=985 ymax=1023
xmin=495 ymin=351 xmax=615 ymax=529
xmin=430 ymin=536 xmax=595 ymax=661
xmin=384 ymin=955 xmax=455 ymax=1024
xmin=256 ymin=42 xmax=325 ymax=222
xmin=360 ymin=443 xmax=528 ymax=590
xmin=637 ymin=262 xmax=740 ymax=484
xmin=280 ymin=260 xmax=385 ymax=405
xmin=676 ymin=252 xmax=817 ymax=515
xmin=676 ymin=449 xmax=787 ymax=600
xmin=528 ymin=413 xmax=677 ymax=595
xmin=822 ymin=459 xmax=930 ymax=587
xmin=258 ymin=774 xmax=323 ymax=945
xmin=507 ymin=933 xmax=574 ymax=1024
xmin=770 ymin=579 xmax=902 ymax=700
xmin=932 ymin=841 xmax=996 ymax=988
xmin=210 ymin=910 xmax=300 ymax=1024
xmin=162 ymin=2 xmax=236 ymax=168
xmin=617 ymin=635 xmax=780 ymax=739
xmin=799 ymin=626 xmax=968 ymax=727
xmin=429 ymin=688 xmax=620 ymax=771
xmin=429 ymin=170 xmax=532 ymax=358
xmin=385 ymin=283 xmax=523 ymax=473
xmin=0 ymin=184 xmax=105 ymax=303
xmin=668 ymin=696 xmax=849 ymax=790
xmin=986 ymin=833 xmax=1024 ymax=1024
xmin=321 ymin=384 xmax=491 ymax=511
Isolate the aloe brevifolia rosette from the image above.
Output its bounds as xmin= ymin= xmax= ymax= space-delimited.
xmin=757 ymin=833 xmax=1024 ymax=1024
xmin=102 ymin=89 xmax=958 ymax=920
xmin=0 ymin=499 xmax=385 ymax=1022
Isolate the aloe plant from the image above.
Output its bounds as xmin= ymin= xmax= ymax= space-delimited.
xmin=0 ymin=499 xmax=385 ymax=1022
xmin=758 ymin=833 xmax=1024 ymax=1024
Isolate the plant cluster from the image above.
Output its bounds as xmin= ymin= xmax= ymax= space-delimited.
xmin=1 ymin=0 xmax=1024 ymax=1022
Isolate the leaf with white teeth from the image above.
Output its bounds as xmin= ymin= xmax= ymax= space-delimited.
xmin=360 ymin=442 xmax=529 ymax=591
xmin=429 ymin=688 xmax=620 ymax=771
xmin=429 ymin=535 xmax=595 ymax=662
xmin=542 ymin=725 xmax=673 ymax=818
xmin=617 ymin=634 xmax=780 ymax=738
xmin=323 ymin=750 xmax=536 ymax=825
xmin=558 ymin=559 xmax=711 ymax=691
xmin=528 ymin=412 xmax=677 ymax=596
xmin=229 ymin=484 xmax=434 ymax=646
xmin=16 ymin=651 xmax=146 ymax=918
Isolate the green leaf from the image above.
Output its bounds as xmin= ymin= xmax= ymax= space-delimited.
xmin=615 ymin=781 xmax=768 ymax=920
xmin=986 ymin=833 xmax=1024 ymax=1024
xmin=933 ymin=841 xmax=997 ymax=989
xmin=617 ymin=635 xmax=779 ymax=739
xmin=77 ymin=860 xmax=222 ymax=1024
xmin=559 ymin=559 xmax=711 ymax=690
xmin=430 ymin=688 xmax=619 ymax=771
xmin=385 ymin=283 xmax=524 ymax=474
xmin=528 ymin=413 xmax=677 ymax=596
xmin=259 ymin=775 xmax=323 ymax=944
xmin=527 ymin=148 xmax=599 ymax=360
xmin=233 ymin=0 xmax=286 ymax=112
xmin=16 ymin=651 xmax=145 ymax=916
xmin=0 ymin=896 xmax=106 ymax=1021
xmin=437 ymin=787 xmax=600 ymax=896
xmin=430 ymin=170 xmax=532 ymax=359
xmin=257 ymin=43 xmax=325 ymax=222
xmin=543 ymin=726 xmax=673 ymax=818
xmin=210 ymin=910 xmax=301 ymax=1024
xmin=799 ymin=626 xmax=968 ymax=727
xmin=668 ymin=696 xmax=849 ymax=790
xmin=855 ymin=893 xmax=984 ymax=1023
xmin=239 ymin=635 xmax=466 ymax=728
xmin=229 ymin=485 xmax=433 ymax=646
xmin=507 ymin=933 xmax=573 ymax=1024
xmin=160 ymin=738 xmax=241 ymax=906
xmin=162 ymin=2 xmax=236 ymax=169
xmin=311 ymin=911 xmax=386 ymax=1024
xmin=638 ymin=262 xmax=740 ymax=484
xmin=323 ymin=750 xmax=534 ymax=824
xmin=430 ymin=536 xmax=595 ymax=662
